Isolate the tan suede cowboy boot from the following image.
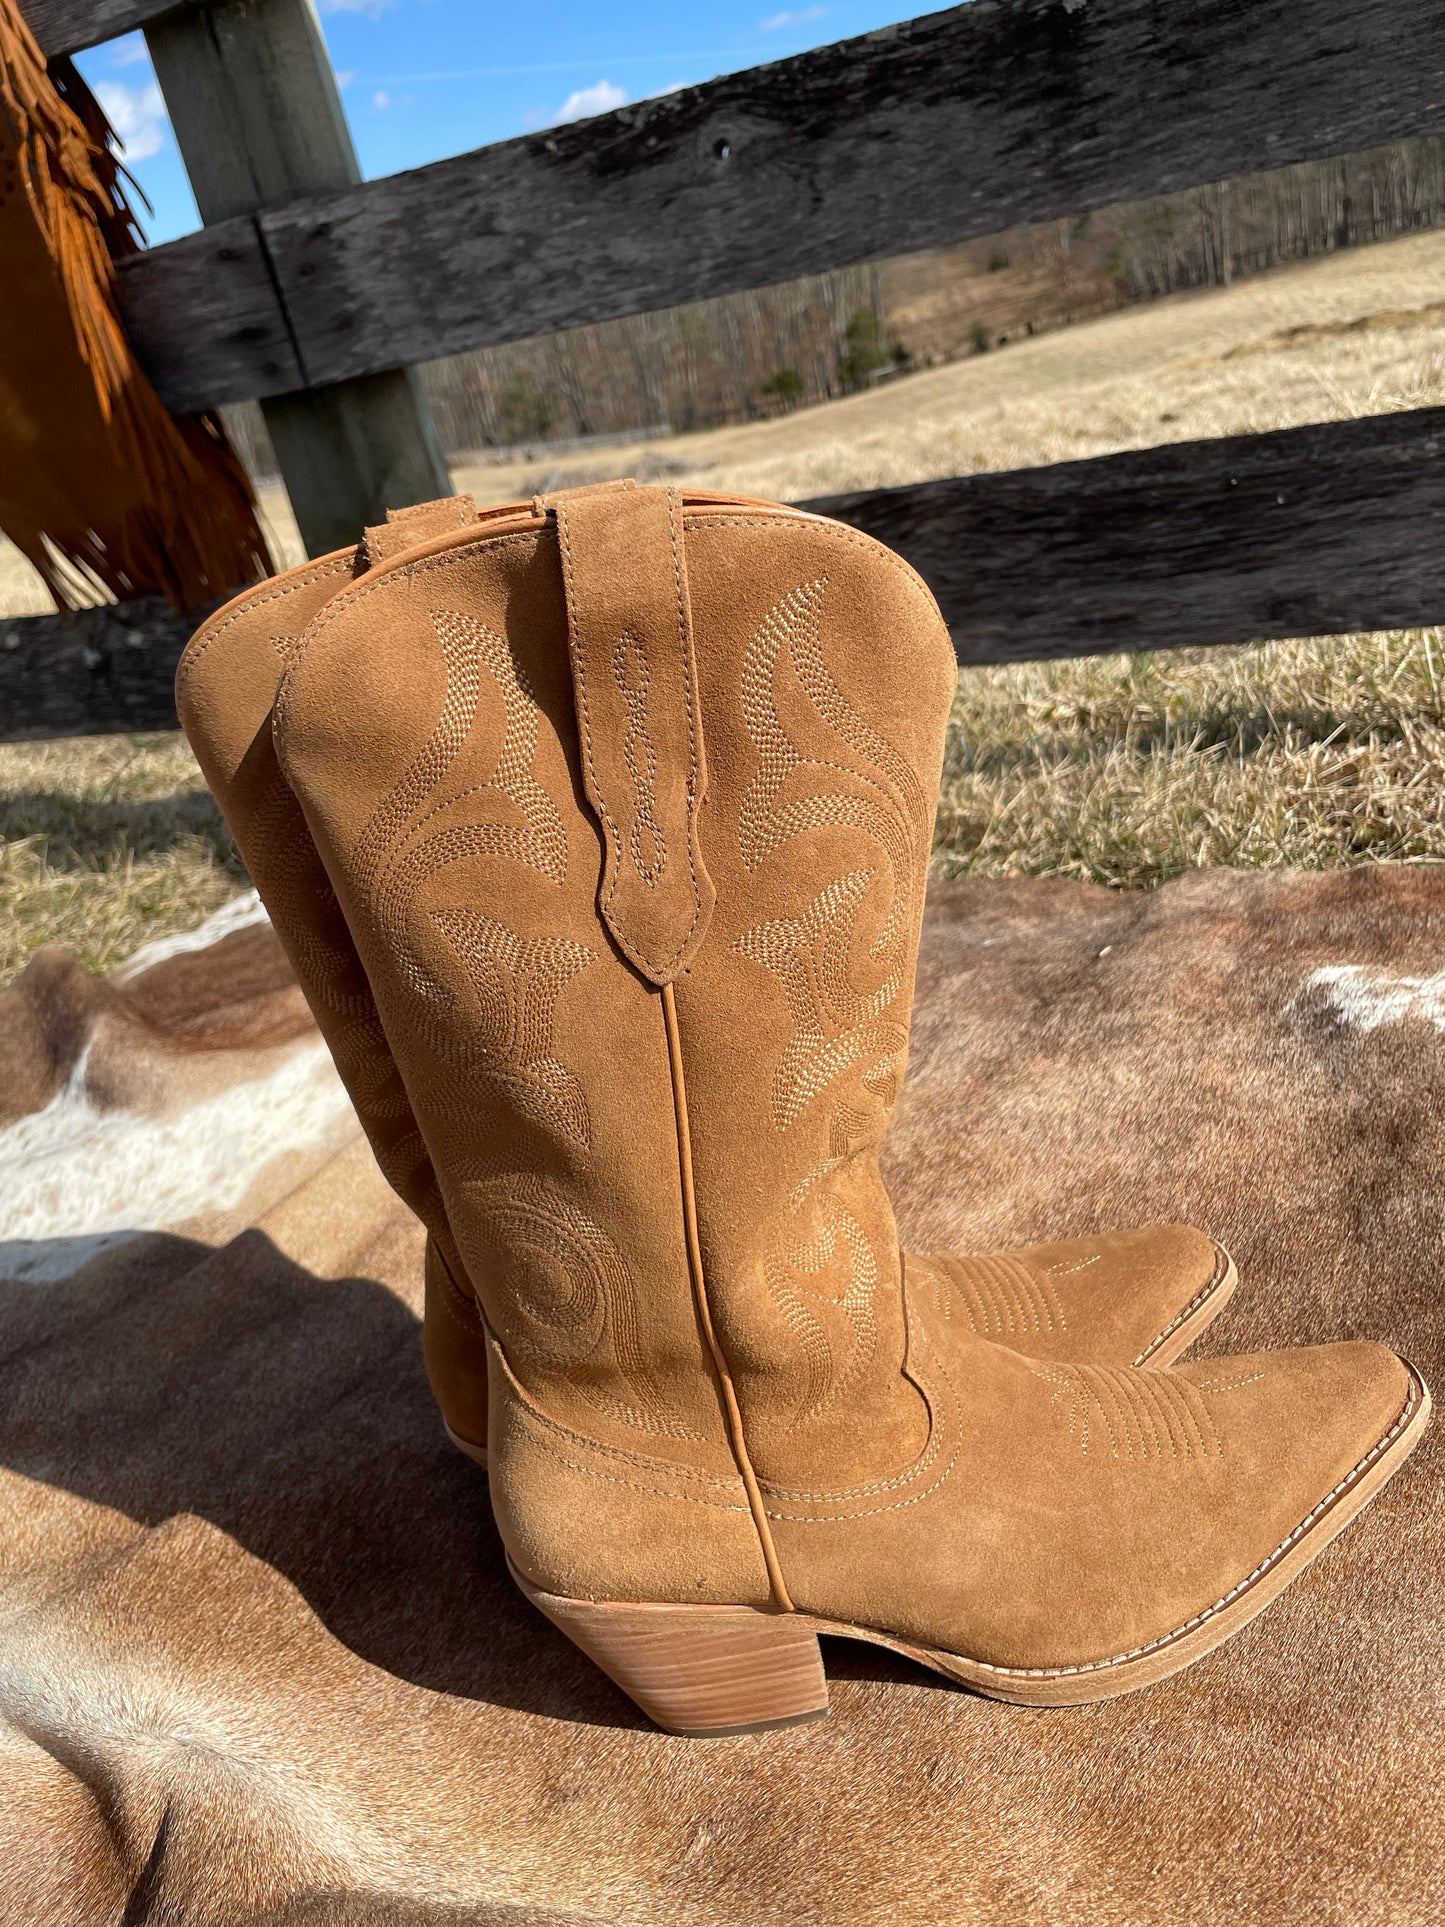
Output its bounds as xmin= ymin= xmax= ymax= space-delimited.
xmin=259 ymin=481 xmax=1425 ymax=1731
xmin=178 ymin=493 xmax=1231 ymax=1469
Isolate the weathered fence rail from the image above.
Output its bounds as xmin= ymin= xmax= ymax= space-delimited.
xmin=9 ymin=406 xmax=1445 ymax=739
xmin=6 ymin=0 xmax=1445 ymax=739
xmin=1 ymin=599 xmax=216 ymax=741
xmin=73 ymin=0 xmax=1445 ymax=409
xmin=817 ymin=407 xmax=1445 ymax=661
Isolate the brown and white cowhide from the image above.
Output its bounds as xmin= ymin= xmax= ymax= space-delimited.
xmin=1 ymin=867 xmax=1442 ymax=1927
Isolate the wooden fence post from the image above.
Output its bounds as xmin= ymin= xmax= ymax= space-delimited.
xmin=144 ymin=0 xmax=451 ymax=556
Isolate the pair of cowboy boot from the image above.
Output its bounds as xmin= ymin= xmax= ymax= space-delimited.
xmin=179 ymin=483 xmax=1427 ymax=1732
xmin=179 ymin=489 xmax=1234 ymax=1460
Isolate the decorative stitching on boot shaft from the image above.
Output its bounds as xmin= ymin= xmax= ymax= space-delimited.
xmin=460 ymin=1163 xmax=702 ymax=1443
xmin=730 ymin=572 xmax=932 ymax=1442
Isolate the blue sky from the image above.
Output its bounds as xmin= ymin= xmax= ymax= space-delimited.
xmin=76 ymin=2 xmax=923 ymax=245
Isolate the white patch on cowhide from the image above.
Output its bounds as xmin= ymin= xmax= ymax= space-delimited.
xmin=109 ymin=889 xmax=270 ymax=985
xmin=1299 ymin=963 xmax=1445 ymax=1034
xmin=0 ymin=1037 xmax=355 ymax=1284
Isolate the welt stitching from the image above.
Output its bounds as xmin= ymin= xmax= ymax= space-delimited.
xmin=1133 ymin=1245 xmax=1229 ymax=1366
xmin=176 ymin=557 xmax=354 ymax=684
xmin=960 ymin=1374 xmax=1422 ymax=1678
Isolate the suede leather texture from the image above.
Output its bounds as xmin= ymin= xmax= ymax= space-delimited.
xmin=176 ymin=498 xmax=1229 ymax=1458
xmin=916 ymin=1223 xmax=1227 ymax=1366
xmin=174 ymin=548 xmax=479 ymax=1430
xmin=193 ymin=487 xmax=1418 ymax=1672
xmin=273 ymin=513 xmax=741 ymax=1483
xmin=544 ymin=483 xmax=716 ymax=982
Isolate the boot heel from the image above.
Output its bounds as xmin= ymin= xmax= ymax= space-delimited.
xmin=511 ymin=1564 xmax=829 ymax=1736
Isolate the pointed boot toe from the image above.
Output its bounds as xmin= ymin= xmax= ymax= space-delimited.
xmin=766 ymin=1329 xmax=1428 ymax=1709
xmin=917 ymin=1222 xmax=1235 ymax=1372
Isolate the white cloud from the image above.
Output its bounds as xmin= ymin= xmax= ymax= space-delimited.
xmin=108 ymin=35 xmax=150 ymax=68
xmin=761 ymin=5 xmax=826 ymax=29
xmin=93 ymin=80 xmax=168 ymax=161
xmin=371 ymin=89 xmax=391 ymax=110
xmin=335 ymin=68 xmax=358 ymax=90
xmin=525 ymin=78 xmax=628 ymax=130
xmin=318 ymin=0 xmax=395 ymax=16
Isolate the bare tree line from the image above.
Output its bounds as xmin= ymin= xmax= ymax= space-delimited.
xmin=223 ymin=131 xmax=1445 ymax=481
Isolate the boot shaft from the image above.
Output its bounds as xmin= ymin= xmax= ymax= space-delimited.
xmin=272 ymin=489 xmax=957 ymax=1507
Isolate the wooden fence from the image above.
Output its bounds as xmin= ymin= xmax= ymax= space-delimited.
xmin=7 ymin=0 xmax=1445 ymax=739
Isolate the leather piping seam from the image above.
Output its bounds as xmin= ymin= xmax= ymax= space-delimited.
xmin=488 ymin=1324 xmax=747 ymax=1492
xmin=661 ymin=980 xmax=796 ymax=1610
xmin=935 ymin=1369 xmax=1424 ymax=1680
xmin=1132 ymin=1242 xmax=1230 ymax=1367
xmin=176 ymin=554 xmax=355 ymax=685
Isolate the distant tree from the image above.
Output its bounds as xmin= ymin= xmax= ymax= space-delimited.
xmin=761 ymin=367 xmax=805 ymax=405
xmin=497 ymin=380 xmax=554 ymax=444
xmin=838 ymin=308 xmax=891 ymax=388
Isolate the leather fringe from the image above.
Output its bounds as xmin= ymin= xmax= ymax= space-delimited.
xmin=0 ymin=2 xmax=272 ymax=610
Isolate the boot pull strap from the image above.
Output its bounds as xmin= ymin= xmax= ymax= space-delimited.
xmin=539 ymin=482 xmax=716 ymax=984
xmin=361 ymin=493 xmax=477 ymax=567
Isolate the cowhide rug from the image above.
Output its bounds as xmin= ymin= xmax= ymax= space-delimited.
xmin=2 ymin=867 xmax=1442 ymax=1927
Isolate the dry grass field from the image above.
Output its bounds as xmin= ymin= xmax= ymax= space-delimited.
xmin=5 ymin=228 xmax=1445 ymax=983
xmin=0 ymin=734 xmax=244 ymax=985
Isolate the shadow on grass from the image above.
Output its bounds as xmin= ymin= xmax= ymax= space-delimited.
xmin=0 ymin=788 xmax=242 ymax=871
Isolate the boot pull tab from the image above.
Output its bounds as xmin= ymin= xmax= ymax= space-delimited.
xmin=360 ymin=494 xmax=478 ymax=568
xmin=540 ymin=482 xmax=716 ymax=984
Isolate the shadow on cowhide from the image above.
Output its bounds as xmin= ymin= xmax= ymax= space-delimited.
xmin=1 ymin=869 xmax=1442 ymax=1927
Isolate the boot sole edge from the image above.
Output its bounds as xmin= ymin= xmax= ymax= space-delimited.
xmin=1134 ymin=1241 xmax=1238 ymax=1368
xmin=511 ymin=1362 xmax=1430 ymax=1727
